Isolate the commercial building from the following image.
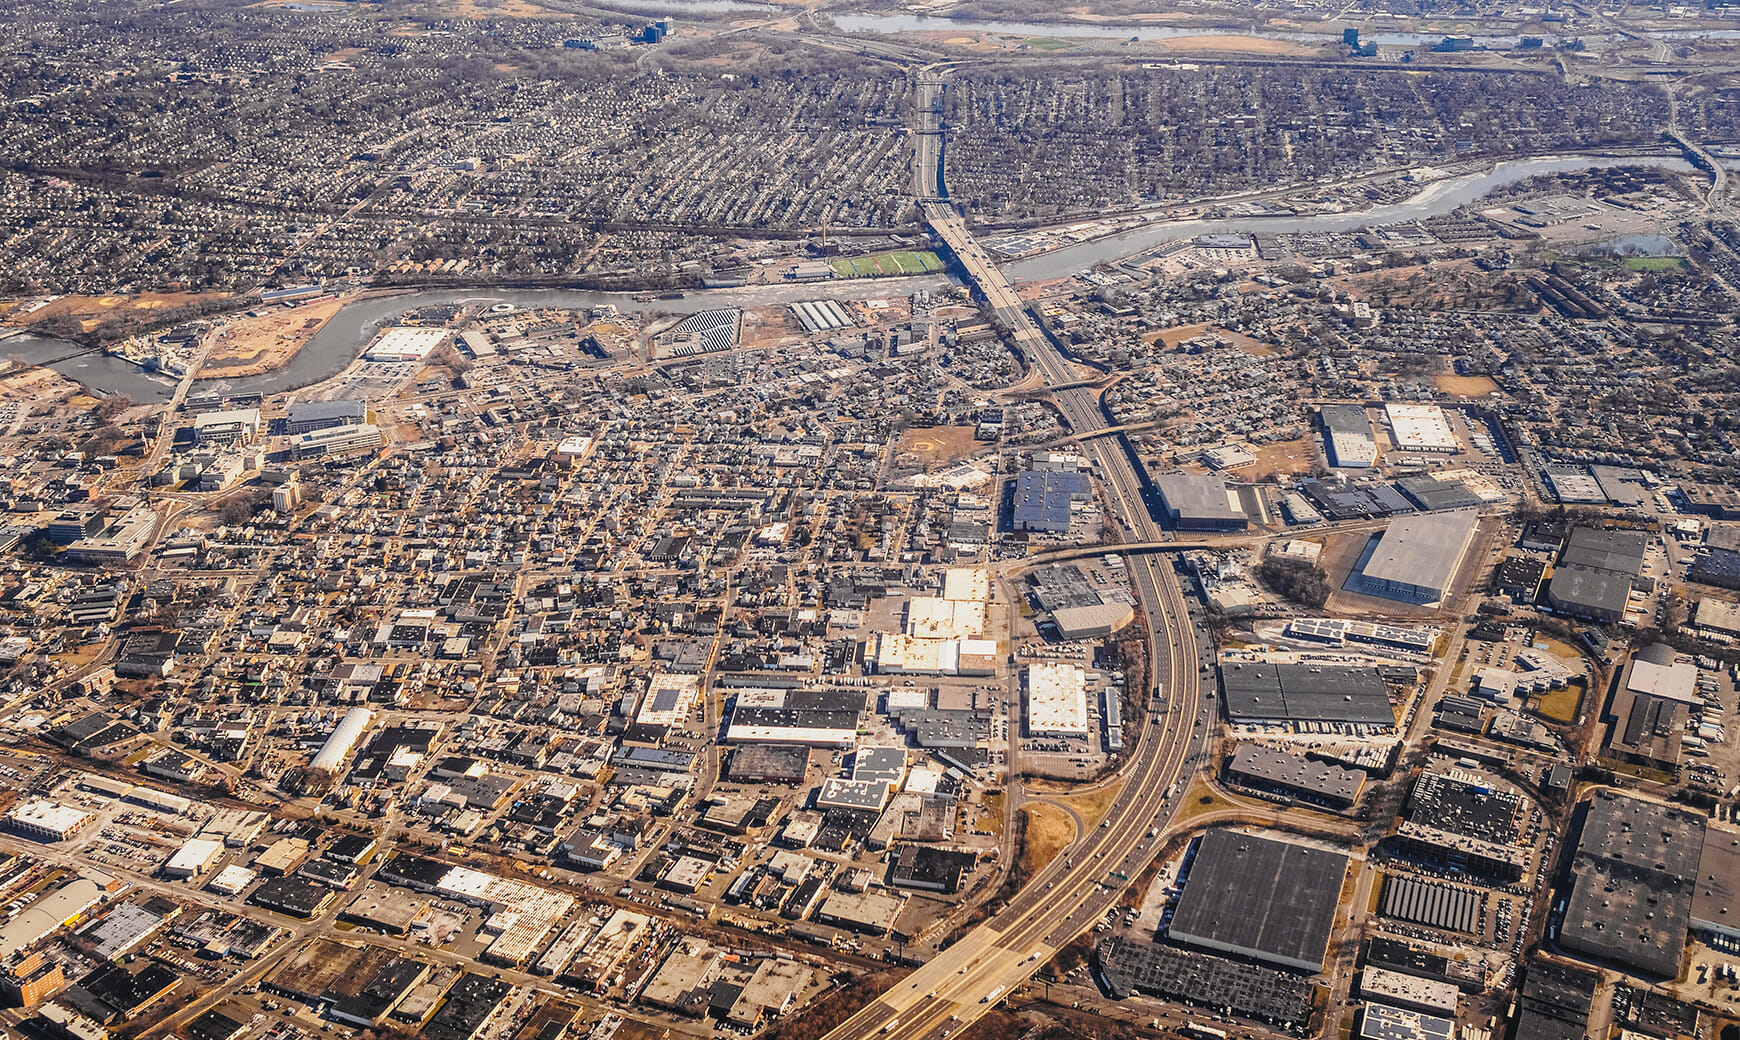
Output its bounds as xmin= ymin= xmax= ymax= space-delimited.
xmin=1384 ymin=403 xmax=1458 ymax=453
xmin=285 ymin=400 xmax=366 ymax=435
xmin=812 ymin=889 xmax=904 ymax=936
xmin=4 ymin=801 xmax=95 ymax=842
xmin=292 ymin=423 xmax=383 ymax=459
xmin=193 ymin=408 xmax=261 ymax=446
xmin=1350 ymin=510 xmax=1478 ymax=604
xmin=1356 ymin=1003 xmax=1454 ymax=1040
xmin=1153 ymin=471 xmax=1248 ymax=531
xmin=1051 ymin=601 xmax=1134 ymax=640
xmin=1024 ymin=662 xmax=1088 ymax=737
xmin=1560 ymin=791 xmax=1705 ymax=978
xmin=1357 ymin=968 xmax=1458 ymax=1016
xmin=363 ymin=327 xmax=448 ymax=362
xmin=1320 ymin=405 xmax=1377 ymax=468
xmin=1167 ymin=829 xmax=1349 ymax=972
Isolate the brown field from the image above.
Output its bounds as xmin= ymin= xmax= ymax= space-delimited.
xmin=1020 ymin=803 xmax=1077 ymax=875
xmin=1434 ymin=374 xmax=1499 ymax=396
xmin=1049 ymin=779 xmax=1125 ymax=829
xmin=1248 ymin=435 xmax=1317 ymax=478
xmin=0 ymin=292 xmax=229 ymax=332
xmin=898 ymin=425 xmax=980 ymax=465
xmin=1157 ymin=34 xmax=1326 ymax=55
xmin=204 ymin=298 xmax=347 ymax=378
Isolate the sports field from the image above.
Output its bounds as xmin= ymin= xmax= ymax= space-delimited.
xmin=831 ymin=250 xmax=945 ymax=278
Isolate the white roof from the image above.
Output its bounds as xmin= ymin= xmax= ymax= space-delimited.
xmin=165 ymin=838 xmax=224 ymax=873
xmin=1026 ymin=662 xmax=1089 ymax=735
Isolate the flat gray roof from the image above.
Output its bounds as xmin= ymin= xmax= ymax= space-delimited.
xmin=1358 ymin=509 xmax=1478 ymax=597
xmin=1168 ymin=829 xmax=1348 ymax=972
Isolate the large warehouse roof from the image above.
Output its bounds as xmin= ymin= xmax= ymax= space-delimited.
xmin=1560 ymin=791 xmax=1705 ymax=978
xmin=1168 ymin=829 xmax=1349 ymax=972
xmin=1219 ymin=662 xmax=1396 ymax=728
xmin=1354 ymin=509 xmax=1478 ymax=603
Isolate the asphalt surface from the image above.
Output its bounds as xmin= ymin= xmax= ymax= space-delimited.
xmin=815 ymin=192 xmax=1215 ymax=1040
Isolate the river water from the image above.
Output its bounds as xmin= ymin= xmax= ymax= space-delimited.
xmin=6 ymin=153 xmax=1697 ymax=399
xmin=1005 ymin=154 xmax=1693 ymax=280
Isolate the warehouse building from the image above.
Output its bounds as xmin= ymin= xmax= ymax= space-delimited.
xmin=1167 ymin=829 xmax=1348 ymax=972
xmin=1384 ymin=403 xmax=1459 ymax=453
xmin=1560 ymin=791 xmax=1705 ymax=978
xmin=311 ymin=708 xmax=375 ymax=775
xmin=1011 ymin=471 xmax=1090 ymax=535
xmin=1224 ymin=745 xmax=1367 ymax=810
xmin=1692 ymin=827 xmax=1740 ymax=947
xmin=1153 ymin=471 xmax=1248 ymax=531
xmin=1024 ymin=662 xmax=1088 ymax=737
xmin=1219 ymin=662 xmax=1398 ymax=730
xmin=4 ymin=801 xmax=95 ymax=842
xmin=1546 ymin=527 xmax=1647 ymax=622
xmin=1350 ymin=510 xmax=1478 ymax=604
xmin=161 ymin=839 xmax=224 ymax=879
xmin=812 ymin=889 xmax=904 ymax=936
xmin=1320 ymin=405 xmax=1377 ymax=469
xmin=725 ymin=688 xmax=864 ymax=746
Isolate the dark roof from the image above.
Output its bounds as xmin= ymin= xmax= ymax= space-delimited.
xmin=1562 ymin=526 xmax=1647 ymax=575
xmin=1546 ymin=564 xmax=1631 ymax=617
xmin=1559 ymin=792 xmax=1705 ymax=977
xmin=1096 ymin=937 xmax=1313 ymax=1025
xmin=727 ymin=744 xmax=810 ymax=783
xmin=1168 ymin=829 xmax=1348 ymax=970
xmin=1219 ymin=662 xmax=1395 ymax=726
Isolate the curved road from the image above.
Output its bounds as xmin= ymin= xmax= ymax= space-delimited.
xmin=818 ymin=124 xmax=1219 ymax=1040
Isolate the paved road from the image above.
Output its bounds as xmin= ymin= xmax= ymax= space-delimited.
xmin=818 ymin=103 xmax=1217 ymax=1040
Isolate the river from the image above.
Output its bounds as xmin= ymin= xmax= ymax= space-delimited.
xmin=1005 ymin=154 xmax=1693 ymax=280
xmin=6 ymin=154 xmax=1697 ymax=400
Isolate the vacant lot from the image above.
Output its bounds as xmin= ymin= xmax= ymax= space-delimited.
xmin=205 ymin=297 xmax=347 ymax=377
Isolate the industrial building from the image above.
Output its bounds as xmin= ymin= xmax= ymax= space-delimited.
xmin=1218 ymin=662 xmax=1398 ymax=730
xmin=4 ymin=801 xmax=95 ymax=842
xmin=1153 ymin=471 xmax=1248 ymax=531
xmin=363 ymin=326 xmax=448 ymax=362
xmin=1560 ymin=791 xmax=1705 ymax=978
xmin=161 ymin=839 xmax=224 ymax=879
xmin=1320 ymin=405 xmax=1377 ymax=468
xmin=725 ymin=687 xmax=864 ymax=745
xmin=1356 ymin=1003 xmax=1454 ymax=1040
xmin=1224 ymin=745 xmax=1367 ymax=810
xmin=1384 ymin=403 xmax=1459 ymax=453
xmin=1167 ymin=829 xmax=1349 ymax=972
xmin=1011 ymin=470 xmax=1090 ymax=534
xmin=311 ymin=708 xmax=375 ymax=775
xmin=1350 ymin=510 xmax=1478 ymax=604
xmin=64 ymin=505 xmax=158 ymax=565
xmin=1545 ymin=526 xmax=1647 ymax=622
xmin=1024 ymin=662 xmax=1088 ymax=737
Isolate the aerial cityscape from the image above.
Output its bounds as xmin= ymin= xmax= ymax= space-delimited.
xmin=2 ymin=1 xmax=1740 ymax=1040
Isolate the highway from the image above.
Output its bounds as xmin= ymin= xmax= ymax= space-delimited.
xmin=818 ymin=87 xmax=1217 ymax=1040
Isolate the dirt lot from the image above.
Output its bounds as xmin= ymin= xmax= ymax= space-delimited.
xmin=897 ymin=425 xmax=982 ymax=466
xmin=0 ymin=292 xmax=228 ymax=333
xmin=1247 ymin=435 xmax=1317 ymax=479
xmin=1020 ymin=803 xmax=1077 ymax=875
xmin=1434 ymin=374 xmax=1500 ymax=397
xmin=1157 ymin=34 xmax=1328 ymax=55
xmin=204 ymin=298 xmax=347 ymax=378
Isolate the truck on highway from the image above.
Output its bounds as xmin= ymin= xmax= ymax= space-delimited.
xmin=982 ymin=986 xmax=1004 ymax=1004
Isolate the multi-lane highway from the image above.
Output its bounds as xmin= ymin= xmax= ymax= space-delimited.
xmin=814 ymin=102 xmax=1218 ymax=1040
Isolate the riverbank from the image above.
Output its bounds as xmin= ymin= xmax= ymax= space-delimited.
xmin=198 ymin=296 xmax=350 ymax=380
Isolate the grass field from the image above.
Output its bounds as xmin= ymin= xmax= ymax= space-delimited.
xmin=830 ymin=250 xmax=945 ymax=278
xmin=1020 ymin=804 xmax=1077 ymax=876
xmin=1533 ymin=679 xmax=1585 ymax=725
xmin=1623 ymin=256 xmax=1690 ymax=273
xmin=1026 ymin=37 xmax=1075 ymax=49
